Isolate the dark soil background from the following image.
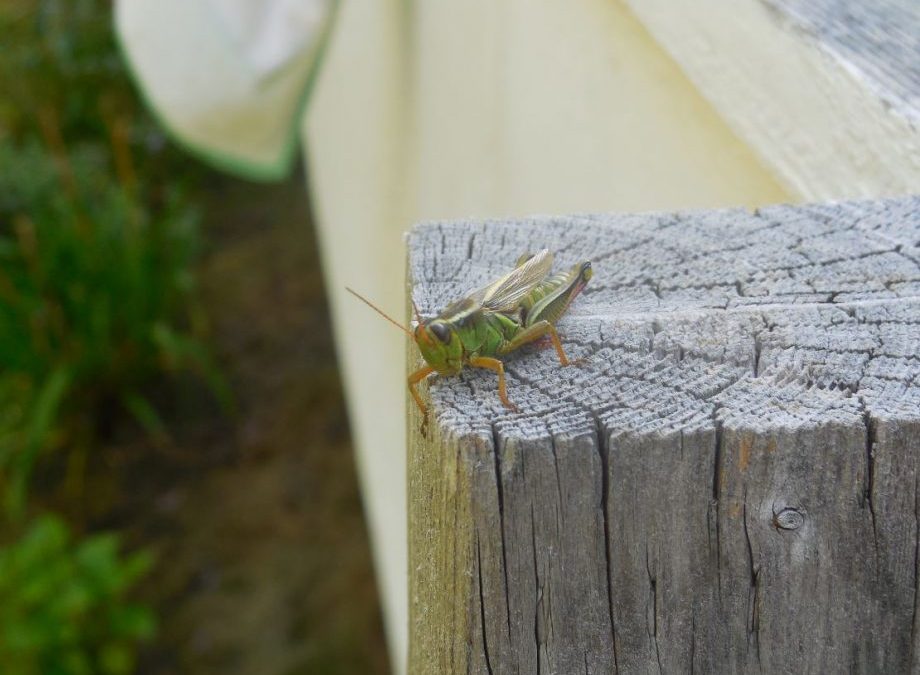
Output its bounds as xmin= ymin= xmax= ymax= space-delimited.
xmin=85 ymin=171 xmax=390 ymax=674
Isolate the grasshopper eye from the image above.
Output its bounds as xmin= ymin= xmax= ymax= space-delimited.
xmin=430 ymin=322 xmax=451 ymax=343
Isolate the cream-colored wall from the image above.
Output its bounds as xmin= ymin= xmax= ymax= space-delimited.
xmin=305 ymin=1 xmax=789 ymax=672
xmin=409 ymin=0 xmax=790 ymax=220
xmin=304 ymin=1 xmax=412 ymax=673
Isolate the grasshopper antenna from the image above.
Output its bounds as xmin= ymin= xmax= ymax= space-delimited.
xmin=411 ymin=297 xmax=424 ymax=325
xmin=346 ymin=287 xmax=413 ymax=337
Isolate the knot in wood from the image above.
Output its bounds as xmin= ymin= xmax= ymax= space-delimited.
xmin=774 ymin=507 xmax=805 ymax=531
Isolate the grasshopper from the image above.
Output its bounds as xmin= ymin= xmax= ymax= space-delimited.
xmin=347 ymin=249 xmax=592 ymax=414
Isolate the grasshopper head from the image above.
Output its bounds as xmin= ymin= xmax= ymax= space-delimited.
xmin=414 ymin=319 xmax=463 ymax=375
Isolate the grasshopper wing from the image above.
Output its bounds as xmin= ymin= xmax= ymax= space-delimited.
xmin=438 ymin=250 xmax=553 ymax=320
xmin=480 ymin=249 xmax=554 ymax=312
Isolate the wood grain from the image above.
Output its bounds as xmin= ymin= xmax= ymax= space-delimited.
xmin=622 ymin=0 xmax=920 ymax=200
xmin=763 ymin=0 xmax=920 ymax=124
xmin=407 ymin=196 xmax=920 ymax=673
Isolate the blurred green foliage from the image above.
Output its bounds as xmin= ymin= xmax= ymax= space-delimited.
xmin=0 ymin=140 xmax=225 ymax=514
xmin=0 ymin=0 xmax=122 ymax=138
xmin=0 ymin=0 xmax=126 ymax=136
xmin=0 ymin=515 xmax=155 ymax=675
xmin=0 ymin=0 xmax=225 ymax=515
xmin=0 ymin=0 xmax=197 ymax=187
xmin=0 ymin=0 xmax=225 ymax=671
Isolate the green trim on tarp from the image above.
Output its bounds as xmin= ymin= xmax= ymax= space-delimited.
xmin=113 ymin=0 xmax=340 ymax=182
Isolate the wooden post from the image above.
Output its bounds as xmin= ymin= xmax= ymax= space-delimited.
xmin=407 ymin=196 xmax=920 ymax=673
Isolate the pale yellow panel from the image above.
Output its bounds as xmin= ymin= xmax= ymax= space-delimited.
xmin=410 ymin=0 xmax=789 ymax=220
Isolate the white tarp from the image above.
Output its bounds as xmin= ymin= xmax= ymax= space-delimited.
xmin=115 ymin=0 xmax=333 ymax=179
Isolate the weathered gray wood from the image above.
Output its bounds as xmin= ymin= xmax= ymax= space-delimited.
xmin=763 ymin=0 xmax=920 ymax=124
xmin=407 ymin=195 xmax=920 ymax=674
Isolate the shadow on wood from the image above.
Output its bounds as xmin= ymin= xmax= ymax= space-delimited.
xmin=407 ymin=196 xmax=920 ymax=674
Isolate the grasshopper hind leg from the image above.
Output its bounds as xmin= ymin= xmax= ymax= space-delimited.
xmin=499 ymin=320 xmax=575 ymax=367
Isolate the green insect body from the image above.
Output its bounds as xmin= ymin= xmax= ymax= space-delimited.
xmin=409 ymin=250 xmax=592 ymax=413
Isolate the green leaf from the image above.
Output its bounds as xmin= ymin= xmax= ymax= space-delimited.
xmin=0 ymin=515 xmax=156 ymax=675
xmin=120 ymin=391 xmax=168 ymax=444
xmin=5 ymin=368 xmax=71 ymax=517
xmin=98 ymin=642 xmax=133 ymax=675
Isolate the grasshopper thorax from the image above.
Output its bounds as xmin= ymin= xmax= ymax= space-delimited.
xmin=414 ymin=319 xmax=464 ymax=376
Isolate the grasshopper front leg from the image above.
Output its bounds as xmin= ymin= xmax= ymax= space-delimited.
xmin=499 ymin=320 xmax=575 ymax=366
xmin=408 ymin=366 xmax=435 ymax=415
xmin=469 ymin=356 xmax=518 ymax=412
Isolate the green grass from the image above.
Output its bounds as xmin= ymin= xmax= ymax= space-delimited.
xmin=0 ymin=0 xmax=228 ymax=516
xmin=0 ymin=139 xmax=226 ymax=515
xmin=0 ymin=0 xmax=196 ymax=188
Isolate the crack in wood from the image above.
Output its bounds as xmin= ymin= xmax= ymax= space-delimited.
xmin=690 ymin=611 xmax=697 ymax=675
xmin=477 ymin=537 xmax=495 ymax=675
xmin=490 ymin=422 xmax=514 ymax=642
xmin=742 ymin=498 xmax=762 ymax=665
xmin=531 ymin=502 xmax=542 ymax=675
xmin=548 ymin=435 xmax=565 ymax=526
xmin=645 ymin=542 xmax=663 ymax=674
xmin=911 ymin=474 xmax=920 ymax=666
xmin=862 ymin=411 xmax=880 ymax=567
xmin=595 ymin=414 xmax=620 ymax=673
